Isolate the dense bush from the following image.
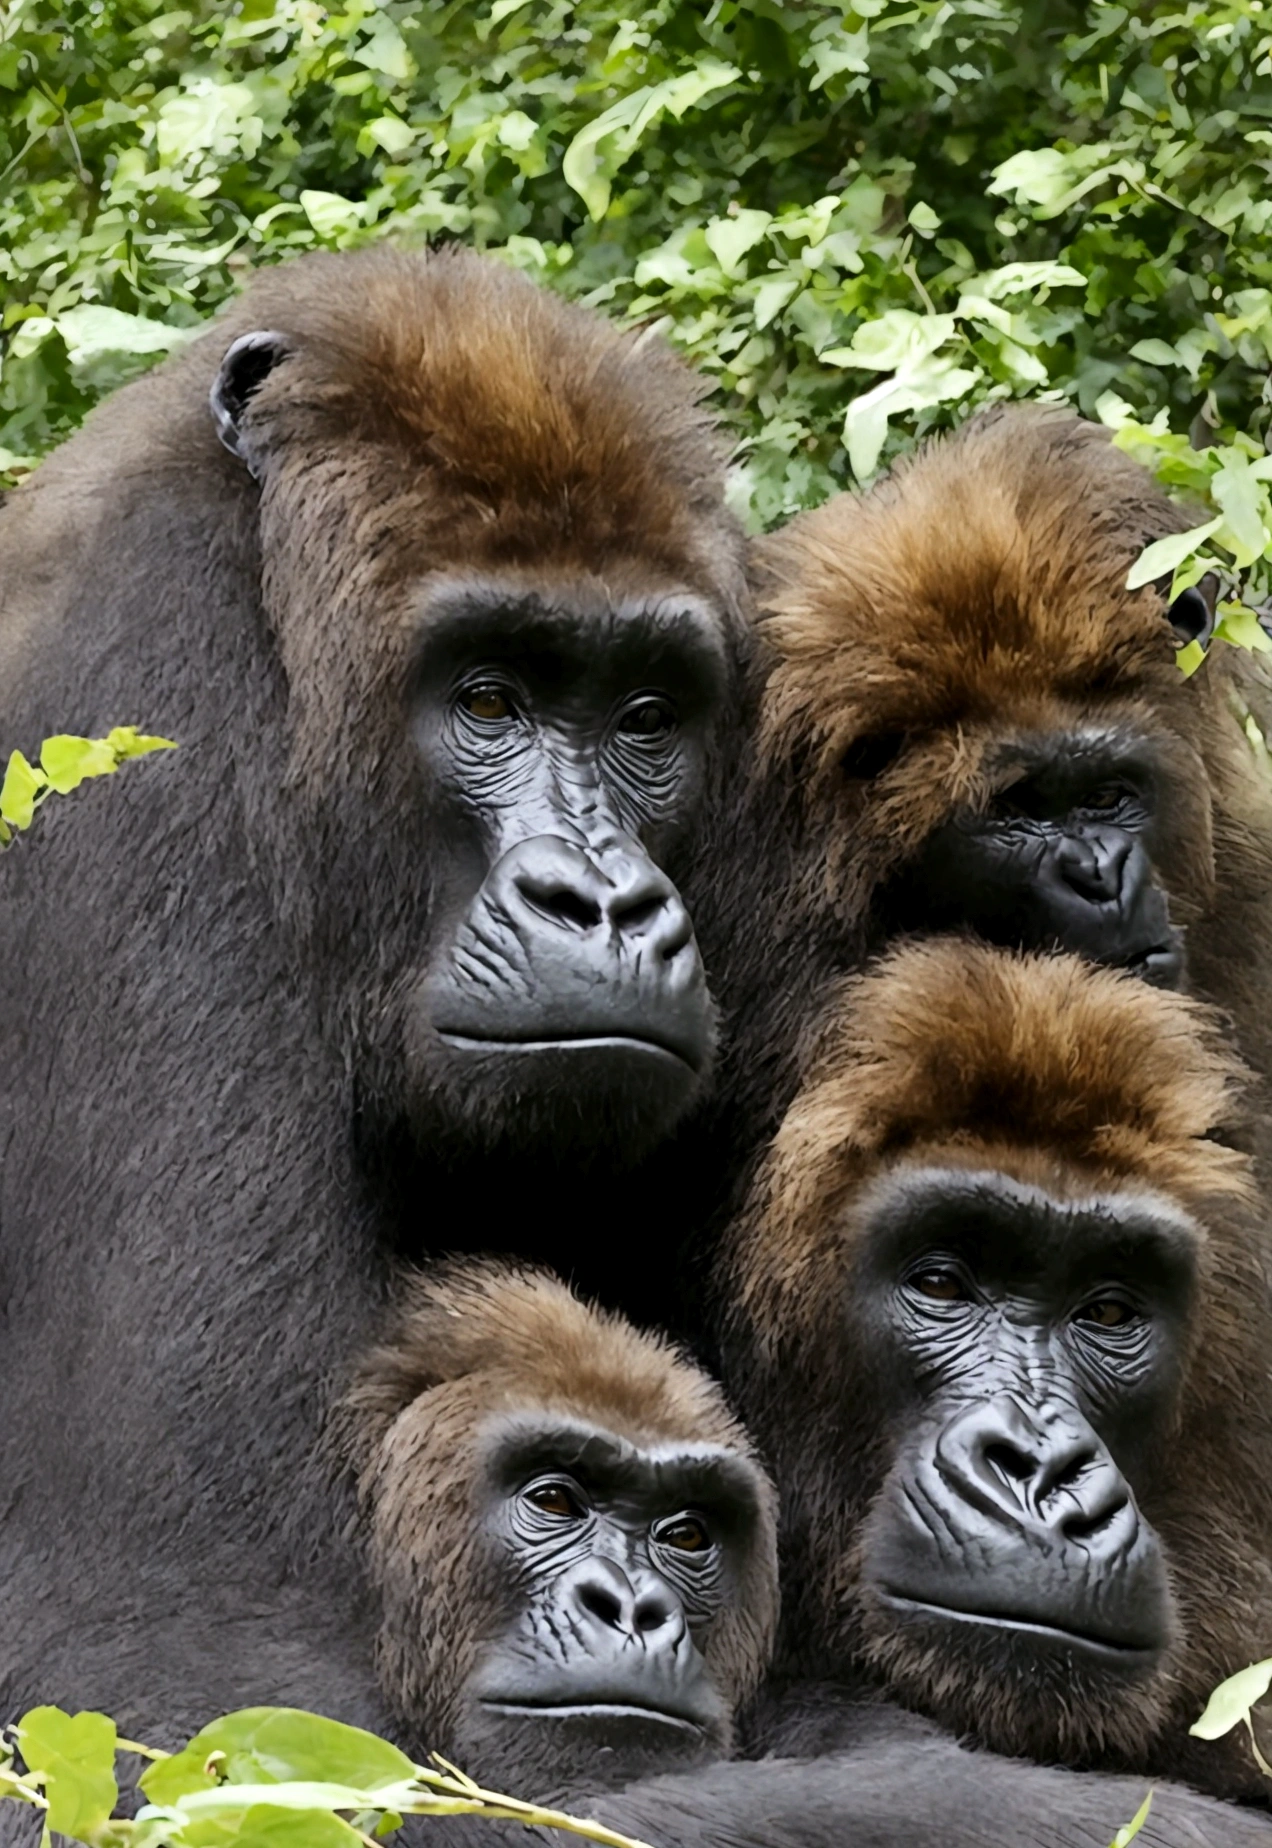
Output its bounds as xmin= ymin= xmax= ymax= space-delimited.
xmin=1 ymin=0 xmax=1269 ymax=529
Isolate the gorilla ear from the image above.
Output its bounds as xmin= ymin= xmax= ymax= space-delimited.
xmin=1166 ymin=572 xmax=1219 ymax=649
xmin=210 ymin=330 xmax=292 ymax=479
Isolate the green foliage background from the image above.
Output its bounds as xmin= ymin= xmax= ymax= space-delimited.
xmin=2 ymin=0 xmax=1271 ymax=532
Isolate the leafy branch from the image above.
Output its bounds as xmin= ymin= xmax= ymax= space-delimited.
xmin=1 ymin=1705 xmax=658 ymax=1848
xmin=0 ymin=728 xmax=176 ymax=847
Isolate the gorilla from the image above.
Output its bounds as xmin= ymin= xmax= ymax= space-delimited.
xmin=0 ymin=244 xmax=749 ymax=1745
xmin=342 ymin=1258 xmax=777 ymax=1788
xmin=721 ymin=938 xmax=1272 ymax=1802
xmin=748 ymin=406 xmax=1272 ymax=1076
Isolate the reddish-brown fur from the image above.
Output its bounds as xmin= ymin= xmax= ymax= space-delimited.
xmin=751 ymin=406 xmax=1272 ymax=1090
xmin=343 ymin=1260 xmax=778 ymax=1763
xmin=722 ymin=939 xmax=1272 ymax=1796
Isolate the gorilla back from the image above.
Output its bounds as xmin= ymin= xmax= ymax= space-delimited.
xmin=0 ymin=245 xmax=747 ymax=1740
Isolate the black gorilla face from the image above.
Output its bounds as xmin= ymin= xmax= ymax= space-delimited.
xmin=850 ymin=1167 xmax=1193 ymax=1751
xmin=401 ymin=576 xmax=728 ymax=1162
xmin=456 ymin=1419 xmax=762 ymax=1788
xmin=883 ymin=731 xmax=1184 ymax=986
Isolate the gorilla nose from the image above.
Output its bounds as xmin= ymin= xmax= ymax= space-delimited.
xmin=940 ymin=1396 xmax=1134 ymax=1545
xmin=1055 ymin=828 xmax=1134 ymax=904
xmin=507 ymin=836 xmax=693 ymax=960
xmin=567 ymin=1557 xmax=687 ymax=1651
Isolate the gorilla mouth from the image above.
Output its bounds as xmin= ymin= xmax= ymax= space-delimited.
xmin=480 ymin=1699 xmax=706 ymax=1734
xmin=883 ymin=1593 xmax=1160 ymax=1662
xmin=438 ymin=1031 xmax=703 ymax=1073
xmin=1117 ymin=942 xmax=1183 ymax=985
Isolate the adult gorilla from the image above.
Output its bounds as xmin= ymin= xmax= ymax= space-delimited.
xmin=0 ymin=244 xmax=748 ymax=1744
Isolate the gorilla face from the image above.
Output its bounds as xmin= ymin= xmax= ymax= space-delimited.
xmin=455 ymin=1418 xmax=763 ymax=1788
xmin=881 ymin=730 xmax=1185 ymax=986
xmin=402 ymin=576 xmax=727 ymax=1161
xmin=848 ymin=1166 xmax=1193 ymax=1757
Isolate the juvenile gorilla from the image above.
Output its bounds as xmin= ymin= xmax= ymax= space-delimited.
xmin=0 ymin=246 xmax=747 ymax=1740
xmin=343 ymin=1261 xmax=777 ymax=1789
xmin=750 ymin=408 xmax=1272 ymax=1078
xmin=722 ymin=939 xmax=1272 ymax=1800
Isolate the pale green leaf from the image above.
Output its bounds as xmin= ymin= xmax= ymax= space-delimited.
xmin=104 ymin=728 xmax=178 ymax=761
xmin=1216 ymin=605 xmax=1272 ymax=655
xmin=364 ymin=115 xmax=415 ymax=156
xmin=704 ymin=210 xmax=772 ymax=278
xmin=1109 ymin=1789 xmax=1153 ymax=1848
xmin=753 ymin=273 xmax=801 ymax=329
xmin=1176 ymin=639 xmax=1207 ymax=679
xmin=141 ymin=1709 xmax=416 ymax=1807
xmin=299 ymin=192 xmax=365 ymax=237
xmin=908 ymin=201 xmax=940 ymax=235
xmin=1191 ymin=1659 xmax=1272 ymax=1738
xmin=1130 ymin=339 xmax=1181 ymax=367
xmin=39 ymin=734 xmax=119 ymax=795
xmin=970 ymin=260 xmax=1086 ymax=299
xmin=18 ymin=1707 xmax=118 ymax=1843
xmin=351 ymin=17 xmax=413 ymax=82
xmin=0 ymin=750 xmax=46 ymax=831
xmin=178 ymin=1802 xmax=368 ymax=1848
xmin=1126 ymin=520 xmax=1223 ymax=591
xmin=1211 ymin=456 xmax=1271 ymax=567
xmin=56 ymin=306 xmax=188 ymax=364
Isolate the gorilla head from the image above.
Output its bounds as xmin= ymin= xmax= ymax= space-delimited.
xmin=207 ymin=247 xmax=746 ymax=1165
xmin=343 ymin=1259 xmax=778 ymax=1789
xmin=753 ymin=406 xmax=1272 ymax=994
xmin=723 ymin=940 xmax=1272 ymax=1793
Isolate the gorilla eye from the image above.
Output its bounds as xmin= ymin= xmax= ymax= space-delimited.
xmin=461 ymin=685 xmax=514 ymax=723
xmin=910 ymin=1267 xmax=966 ymax=1303
xmin=617 ymin=697 xmax=677 ymax=738
xmin=842 ymin=732 xmax=905 ymax=780
xmin=653 ymin=1513 xmax=712 ymax=1553
xmin=1082 ymin=782 xmax=1131 ymax=812
xmin=523 ymin=1479 xmax=586 ymax=1519
xmin=1074 ymin=1297 xmax=1137 ymax=1330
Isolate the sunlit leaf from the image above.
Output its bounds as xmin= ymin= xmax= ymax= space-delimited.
xmin=0 ymin=751 xmax=46 ymax=831
xmin=1126 ymin=521 xmax=1224 ymax=592
xmin=17 ymin=1707 xmax=118 ymax=1843
xmin=1109 ymin=1789 xmax=1153 ymax=1848
xmin=1191 ymin=1659 xmax=1272 ymax=1738
xmin=141 ymin=1709 xmax=416 ymax=1807
xmin=39 ymin=734 xmax=120 ymax=795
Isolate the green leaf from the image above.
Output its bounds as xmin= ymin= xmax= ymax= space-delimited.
xmin=1211 ymin=456 xmax=1271 ymax=567
xmin=562 ymin=60 xmax=738 ymax=221
xmin=1109 ymin=1789 xmax=1153 ymax=1848
xmin=179 ymin=1802 xmax=369 ymax=1848
xmin=1126 ymin=521 xmax=1223 ymax=592
xmin=299 ymin=192 xmax=365 ymax=238
xmin=104 ymin=728 xmax=178 ymax=761
xmin=56 ymin=307 xmax=189 ymax=364
xmin=17 ymin=1707 xmax=118 ymax=1843
xmin=704 ymin=210 xmax=772 ymax=278
xmin=141 ymin=1710 xmax=417 ymax=1807
xmin=907 ymin=201 xmax=940 ymax=236
xmin=1216 ymin=605 xmax=1272 ymax=655
xmin=39 ymin=734 xmax=120 ymax=795
xmin=0 ymin=750 xmax=46 ymax=831
xmin=1191 ymin=1659 xmax=1272 ymax=1738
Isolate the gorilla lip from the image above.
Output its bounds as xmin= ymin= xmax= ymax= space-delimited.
xmin=881 ymin=1592 xmax=1159 ymax=1663
xmin=438 ymin=1031 xmax=703 ymax=1073
xmin=478 ymin=1699 xmax=706 ymax=1735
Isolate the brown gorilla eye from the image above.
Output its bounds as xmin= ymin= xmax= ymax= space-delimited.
xmin=618 ymin=698 xmax=676 ymax=737
xmin=912 ymin=1269 xmax=965 ymax=1302
xmin=463 ymin=686 xmax=512 ymax=722
xmin=1075 ymin=1298 xmax=1135 ymax=1329
xmin=525 ymin=1480 xmax=586 ymax=1518
xmin=1083 ymin=784 xmax=1126 ymax=811
xmin=655 ymin=1513 xmax=712 ymax=1552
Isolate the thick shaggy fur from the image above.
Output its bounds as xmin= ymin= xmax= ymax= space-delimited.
xmin=0 ymin=244 xmax=748 ymax=1749
xmin=343 ymin=1260 xmax=778 ymax=1757
xmin=751 ymin=405 xmax=1272 ymax=1094
xmin=723 ymin=940 xmax=1272 ymax=1798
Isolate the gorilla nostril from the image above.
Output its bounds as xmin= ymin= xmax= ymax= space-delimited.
xmin=577 ymin=1580 xmax=626 ymax=1629
xmin=522 ymin=884 xmax=603 ymax=931
xmin=1061 ymin=1490 xmax=1128 ymax=1544
xmin=984 ymin=1441 xmax=1035 ymax=1482
xmin=611 ymin=896 xmax=664 ymax=935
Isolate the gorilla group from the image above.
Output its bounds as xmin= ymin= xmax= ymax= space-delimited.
xmin=3 ymin=243 xmax=1272 ymax=1848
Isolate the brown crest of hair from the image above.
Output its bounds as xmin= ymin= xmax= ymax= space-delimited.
xmin=342 ymin=1258 xmax=778 ymax=1760
xmin=751 ymin=404 xmax=1272 ymax=940
xmin=721 ymin=939 xmax=1272 ymax=1790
